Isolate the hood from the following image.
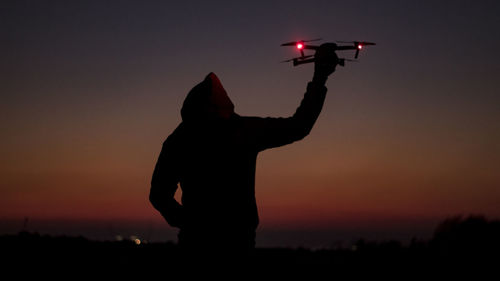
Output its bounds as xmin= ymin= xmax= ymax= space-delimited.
xmin=181 ymin=72 xmax=235 ymax=123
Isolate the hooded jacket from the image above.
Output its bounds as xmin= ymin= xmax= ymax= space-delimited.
xmin=150 ymin=72 xmax=327 ymax=239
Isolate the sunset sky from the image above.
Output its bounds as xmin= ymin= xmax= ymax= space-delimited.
xmin=1 ymin=0 xmax=499 ymax=247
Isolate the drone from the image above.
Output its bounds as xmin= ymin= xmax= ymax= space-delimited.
xmin=281 ymin=38 xmax=376 ymax=66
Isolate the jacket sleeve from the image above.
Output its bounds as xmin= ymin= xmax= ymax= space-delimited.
xmin=248 ymin=81 xmax=327 ymax=151
xmin=149 ymin=131 xmax=184 ymax=228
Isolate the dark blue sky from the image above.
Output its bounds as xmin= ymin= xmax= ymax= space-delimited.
xmin=1 ymin=0 xmax=499 ymax=247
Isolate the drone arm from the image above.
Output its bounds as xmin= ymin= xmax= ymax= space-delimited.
xmin=293 ymin=57 xmax=315 ymax=66
xmin=304 ymin=45 xmax=319 ymax=50
xmin=335 ymin=46 xmax=356 ymax=50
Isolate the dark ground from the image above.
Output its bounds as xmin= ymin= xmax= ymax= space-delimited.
xmin=1 ymin=215 xmax=499 ymax=278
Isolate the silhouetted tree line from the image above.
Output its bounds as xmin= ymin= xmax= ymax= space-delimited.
xmin=1 ymin=215 xmax=498 ymax=276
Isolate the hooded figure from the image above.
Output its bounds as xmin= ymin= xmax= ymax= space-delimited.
xmin=151 ymin=47 xmax=336 ymax=253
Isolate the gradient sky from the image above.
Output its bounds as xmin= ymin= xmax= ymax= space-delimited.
xmin=1 ymin=0 xmax=499 ymax=247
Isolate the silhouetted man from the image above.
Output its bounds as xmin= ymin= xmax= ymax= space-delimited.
xmin=150 ymin=44 xmax=338 ymax=255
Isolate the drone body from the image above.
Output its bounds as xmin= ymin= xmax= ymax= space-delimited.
xmin=281 ymin=38 xmax=376 ymax=66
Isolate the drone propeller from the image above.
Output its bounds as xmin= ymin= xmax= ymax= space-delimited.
xmin=281 ymin=55 xmax=314 ymax=63
xmin=301 ymin=38 xmax=322 ymax=43
xmin=281 ymin=56 xmax=357 ymax=66
xmin=337 ymin=41 xmax=376 ymax=45
xmin=281 ymin=38 xmax=322 ymax=46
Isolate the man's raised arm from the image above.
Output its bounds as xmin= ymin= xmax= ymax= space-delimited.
xmin=246 ymin=43 xmax=339 ymax=151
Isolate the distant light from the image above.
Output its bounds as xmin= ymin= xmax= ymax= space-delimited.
xmin=297 ymin=43 xmax=304 ymax=49
xmin=358 ymin=44 xmax=363 ymax=49
xmin=130 ymin=235 xmax=141 ymax=245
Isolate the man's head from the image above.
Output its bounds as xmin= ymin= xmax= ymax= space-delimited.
xmin=181 ymin=72 xmax=234 ymax=123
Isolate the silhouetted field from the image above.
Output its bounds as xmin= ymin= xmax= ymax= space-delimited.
xmin=1 ymin=215 xmax=498 ymax=277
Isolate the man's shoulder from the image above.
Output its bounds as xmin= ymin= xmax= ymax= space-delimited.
xmin=163 ymin=123 xmax=186 ymax=145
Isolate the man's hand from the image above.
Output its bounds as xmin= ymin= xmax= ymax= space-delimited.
xmin=160 ymin=200 xmax=185 ymax=228
xmin=313 ymin=43 xmax=339 ymax=84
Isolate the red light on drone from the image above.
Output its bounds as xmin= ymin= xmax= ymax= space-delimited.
xmin=297 ymin=43 xmax=304 ymax=49
xmin=358 ymin=44 xmax=363 ymax=50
